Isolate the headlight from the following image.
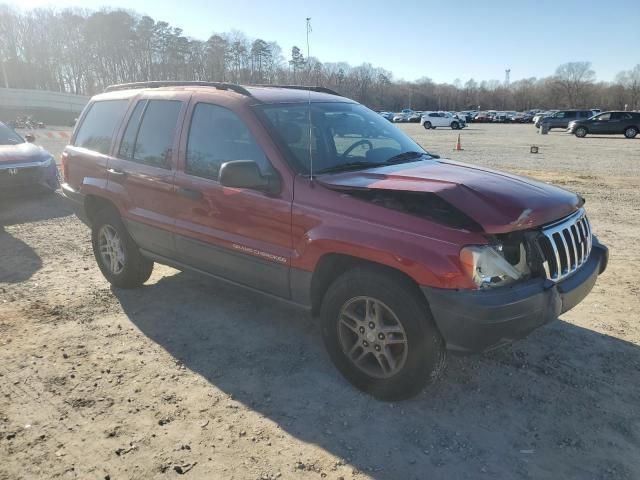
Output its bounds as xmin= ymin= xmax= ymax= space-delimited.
xmin=460 ymin=243 xmax=530 ymax=288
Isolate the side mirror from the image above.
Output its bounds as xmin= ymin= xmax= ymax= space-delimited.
xmin=219 ymin=160 xmax=280 ymax=195
xmin=25 ymin=134 xmax=35 ymax=143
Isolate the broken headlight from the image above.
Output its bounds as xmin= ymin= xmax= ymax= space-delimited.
xmin=460 ymin=243 xmax=530 ymax=288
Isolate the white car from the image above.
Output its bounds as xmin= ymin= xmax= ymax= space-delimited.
xmin=421 ymin=111 xmax=466 ymax=130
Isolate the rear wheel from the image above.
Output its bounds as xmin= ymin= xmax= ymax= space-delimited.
xmin=575 ymin=126 xmax=588 ymax=138
xmin=624 ymin=126 xmax=638 ymax=139
xmin=320 ymin=267 xmax=446 ymax=401
xmin=91 ymin=208 xmax=153 ymax=288
xmin=423 ymin=121 xmax=432 ymax=130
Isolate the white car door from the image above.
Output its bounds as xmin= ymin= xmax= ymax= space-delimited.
xmin=435 ymin=113 xmax=449 ymax=127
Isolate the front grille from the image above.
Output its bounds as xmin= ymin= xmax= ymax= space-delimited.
xmin=538 ymin=208 xmax=592 ymax=282
xmin=0 ymin=166 xmax=42 ymax=186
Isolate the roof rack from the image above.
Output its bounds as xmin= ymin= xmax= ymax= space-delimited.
xmin=104 ymin=81 xmax=251 ymax=96
xmin=253 ymin=84 xmax=342 ymax=96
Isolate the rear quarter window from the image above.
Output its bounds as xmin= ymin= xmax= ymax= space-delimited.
xmin=74 ymin=100 xmax=129 ymax=155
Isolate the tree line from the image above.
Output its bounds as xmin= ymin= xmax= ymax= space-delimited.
xmin=1 ymin=5 xmax=639 ymax=112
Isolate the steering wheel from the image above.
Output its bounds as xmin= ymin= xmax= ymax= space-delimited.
xmin=341 ymin=139 xmax=373 ymax=158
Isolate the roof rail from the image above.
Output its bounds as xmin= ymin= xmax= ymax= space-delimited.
xmin=104 ymin=81 xmax=251 ymax=96
xmin=253 ymin=84 xmax=342 ymax=96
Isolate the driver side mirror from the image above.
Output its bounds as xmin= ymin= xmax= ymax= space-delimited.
xmin=25 ymin=134 xmax=35 ymax=143
xmin=219 ymin=160 xmax=281 ymax=195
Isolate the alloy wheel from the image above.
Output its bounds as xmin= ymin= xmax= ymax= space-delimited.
xmin=98 ymin=224 xmax=125 ymax=275
xmin=337 ymin=296 xmax=408 ymax=379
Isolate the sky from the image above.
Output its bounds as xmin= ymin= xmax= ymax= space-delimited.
xmin=5 ymin=0 xmax=640 ymax=83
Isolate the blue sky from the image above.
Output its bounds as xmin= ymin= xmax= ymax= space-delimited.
xmin=8 ymin=0 xmax=640 ymax=83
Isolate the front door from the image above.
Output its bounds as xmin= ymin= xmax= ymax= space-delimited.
xmin=172 ymin=101 xmax=293 ymax=298
xmin=107 ymin=96 xmax=188 ymax=257
xmin=589 ymin=113 xmax=611 ymax=134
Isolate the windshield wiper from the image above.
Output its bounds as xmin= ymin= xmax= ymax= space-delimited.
xmin=315 ymin=161 xmax=379 ymax=174
xmin=315 ymin=151 xmax=433 ymax=175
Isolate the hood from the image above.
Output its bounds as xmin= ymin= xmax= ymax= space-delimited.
xmin=0 ymin=143 xmax=51 ymax=165
xmin=317 ymin=159 xmax=581 ymax=234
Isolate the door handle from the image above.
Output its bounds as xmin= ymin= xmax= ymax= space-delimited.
xmin=107 ymin=168 xmax=127 ymax=176
xmin=177 ymin=186 xmax=203 ymax=200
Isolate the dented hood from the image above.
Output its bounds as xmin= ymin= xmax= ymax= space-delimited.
xmin=317 ymin=159 xmax=582 ymax=233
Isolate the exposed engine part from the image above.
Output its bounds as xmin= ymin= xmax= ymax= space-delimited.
xmin=345 ymin=189 xmax=483 ymax=231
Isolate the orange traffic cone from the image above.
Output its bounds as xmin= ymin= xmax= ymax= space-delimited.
xmin=454 ymin=134 xmax=463 ymax=151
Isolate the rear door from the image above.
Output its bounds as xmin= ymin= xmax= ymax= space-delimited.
xmin=107 ymin=94 xmax=189 ymax=257
xmin=172 ymin=100 xmax=293 ymax=298
xmin=605 ymin=112 xmax=629 ymax=133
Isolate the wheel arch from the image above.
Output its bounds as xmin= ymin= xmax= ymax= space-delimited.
xmin=309 ymin=253 xmax=426 ymax=316
xmin=84 ymin=194 xmax=120 ymax=227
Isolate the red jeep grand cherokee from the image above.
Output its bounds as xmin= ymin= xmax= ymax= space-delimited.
xmin=61 ymin=82 xmax=608 ymax=400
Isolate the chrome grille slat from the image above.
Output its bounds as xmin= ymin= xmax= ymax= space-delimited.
xmin=568 ymin=225 xmax=579 ymax=267
xmin=576 ymin=219 xmax=586 ymax=264
xmin=539 ymin=208 xmax=592 ymax=282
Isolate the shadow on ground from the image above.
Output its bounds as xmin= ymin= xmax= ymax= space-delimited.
xmin=0 ymin=191 xmax=71 ymax=227
xmin=0 ymin=226 xmax=42 ymax=283
xmin=114 ymin=270 xmax=640 ymax=479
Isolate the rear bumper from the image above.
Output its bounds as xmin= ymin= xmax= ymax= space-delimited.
xmin=61 ymin=182 xmax=90 ymax=225
xmin=422 ymin=240 xmax=608 ymax=354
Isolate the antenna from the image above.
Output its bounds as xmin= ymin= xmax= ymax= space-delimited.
xmin=306 ymin=17 xmax=314 ymax=183
xmin=505 ymin=68 xmax=511 ymax=87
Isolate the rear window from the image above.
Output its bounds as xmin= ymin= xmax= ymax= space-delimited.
xmin=119 ymin=100 xmax=182 ymax=169
xmin=74 ymin=100 xmax=129 ymax=155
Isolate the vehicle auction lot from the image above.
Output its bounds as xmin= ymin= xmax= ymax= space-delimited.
xmin=1 ymin=124 xmax=639 ymax=479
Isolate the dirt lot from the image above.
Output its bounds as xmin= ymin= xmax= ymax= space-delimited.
xmin=1 ymin=124 xmax=639 ymax=480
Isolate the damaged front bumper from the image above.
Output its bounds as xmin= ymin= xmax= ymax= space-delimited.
xmin=421 ymin=239 xmax=608 ymax=354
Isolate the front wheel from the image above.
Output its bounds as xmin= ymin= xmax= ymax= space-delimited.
xmin=423 ymin=121 xmax=432 ymax=130
xmin=624 ymin=126 xmax=638 ymax=138
xmin=575 ymin=127 xmax=588 ymax=138
xmin=451 ymin=121 xmax=460 ymax=130
xmin=91 ymin=208 xmax=154 ymax=288
xmin=320 ymin=267 xmax=446 ymax=401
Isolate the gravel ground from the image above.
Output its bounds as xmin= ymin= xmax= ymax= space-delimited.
xmin=1 ymin=123 xmax=639 ymax=480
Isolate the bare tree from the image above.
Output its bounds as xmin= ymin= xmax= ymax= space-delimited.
xmin=1 ymin=6 xmax=638 ymax=112
xmin=554 ymin=61 xmax=596 ymax=107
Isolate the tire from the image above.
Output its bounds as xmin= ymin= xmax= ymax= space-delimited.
xmin=624 ymin=126 xmax=638 ymax=139
xmin=320 ymin=266 xmax=446 ymax=401
xmin=91 ymin=208 xmax=153 ymax=288
xmin=575 ymin=127 xmax=588 ymax=138
xmin=423 ymin=121 xmax=432 ymax=130
xmin=451 ymin=121 xmax=459 ymax=130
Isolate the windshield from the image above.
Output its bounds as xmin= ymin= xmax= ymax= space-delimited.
xmin=0 ymin=124 xmax=24 ymax=145
xmin=256 ymin=102 xmax=428 ymax=174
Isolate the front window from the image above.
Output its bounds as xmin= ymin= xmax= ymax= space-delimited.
xmin=0 ymin=124 xmax=24 ymax=145
xmin=595 ymin=113 xmax=611 ymax=121
xmin=186 ymin=103 xmax=270 ymax=180
xmin=256 ymin=102 xmax=428 ymax=174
